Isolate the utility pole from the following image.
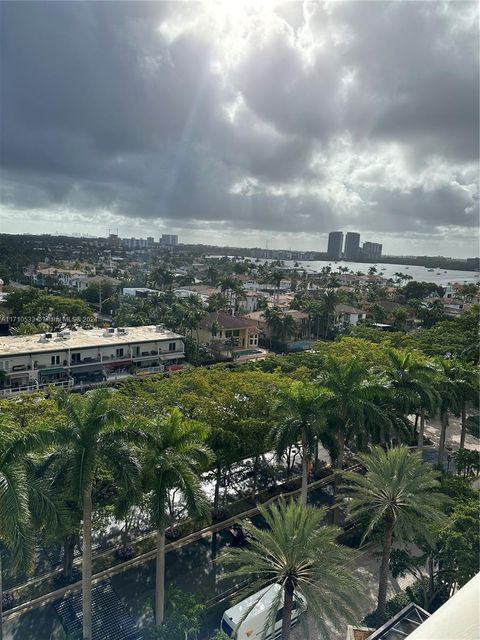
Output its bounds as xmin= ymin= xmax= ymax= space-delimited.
xmin=99 ymin=282 xmax=102 ymax=316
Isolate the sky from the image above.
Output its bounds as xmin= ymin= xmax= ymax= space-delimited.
xmin=0 ymin=0 xmax=478 ymax=257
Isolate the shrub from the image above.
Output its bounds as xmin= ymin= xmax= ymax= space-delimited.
xmin=2 ymin=591 xmax=15 ymax=611
xmin=165 ymin=525 xmax=182 ymax=541
xmin=52 ymin=567 xmax=81 ymax=588
xmin=115 ymin=545 xmax=135 ymax=562
xmin=143 ymin=588 xmax=205 ymax=640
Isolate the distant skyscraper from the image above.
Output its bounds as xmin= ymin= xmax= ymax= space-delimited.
xmin=362 ymin=242 xmax=383 ymax=260
xmin=160 ymin=234 xmax=178 ymax=246
xmin=327 ymin=231 xmax=343 ymax=259
xmin=344 ymin=232 xmax=361 ymax=260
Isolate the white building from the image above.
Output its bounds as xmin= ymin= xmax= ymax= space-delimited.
xmin=333 ymin=304 xmax=366 ymax=328
xmin=123 ymin=287 xmax=160 ymax=297
xmin=0 ymin=325 xmax=185 ymax=396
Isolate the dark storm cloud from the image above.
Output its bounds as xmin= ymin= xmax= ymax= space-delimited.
xmin=0 ymin=0 xmax=478 ymax=242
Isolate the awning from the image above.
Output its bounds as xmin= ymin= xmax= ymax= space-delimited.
xmin=70 ymin=364 xmax=104 ymax=373
xmin=8 ymin=371 xmax=30 ymax=378
xmin=104 ymin=359 xmax=132 ymax=369
xmin=39 ymin=368 xmax=65 ymax=376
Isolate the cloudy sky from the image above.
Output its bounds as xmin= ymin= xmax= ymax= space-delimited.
xmin=0 ymin=1 xmax=478 ymax=256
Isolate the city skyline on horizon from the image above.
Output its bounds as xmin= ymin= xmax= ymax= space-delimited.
xmin=1 ymin=228 xmax=478 ymax=261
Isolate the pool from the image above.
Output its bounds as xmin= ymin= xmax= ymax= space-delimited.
xmin=233 ymin=348 xmax=264 ymax=358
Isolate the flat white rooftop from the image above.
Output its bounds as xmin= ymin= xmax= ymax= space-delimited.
xmin=0 ymin=326 xmax=183 ymax=357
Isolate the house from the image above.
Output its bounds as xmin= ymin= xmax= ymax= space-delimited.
xmin=123 ymin=287 xmax=161 ymax=297
xmin=238 ymin=291 xmax=261 ymax=313
xmin=174 ymin=285 xmax=221 ymax=306
xmin=232 ymin=274 xmax=261 ymax=290
xmin=70 ymin=275 xmax=120 ymax=292
xmin=0 ymin=325 xmax=185 ymax=396
xmin=243 ymin=309 xmax=311 ymax=346
xmin=333 ymin=304 xmax=366 ymax=328
xmin=31 ymin=267 xmax=86 ymax=287
xmin=197 ymin=311 xmax=259 ymax=360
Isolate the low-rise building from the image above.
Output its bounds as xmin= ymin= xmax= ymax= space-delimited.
xmin=123 ymin=287 xmax=161 ymax=297
xmin=70 ymin=275 xmax=120 ymax=292
xmin=31 ymin=267 xmax=87 ymax=287
xmin=244 ymin=309 xmax=312 ymax=348
xmin=333 ymin=304 xmax=366 ymax=328
xmin=0 ymin=325 xmax=185 ymax=396
xmin=197 ymin=311 xmax=259 ymax=360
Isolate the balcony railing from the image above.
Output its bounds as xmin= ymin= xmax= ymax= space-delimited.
xmin=0 ymin=378 xmax=74 ymax=397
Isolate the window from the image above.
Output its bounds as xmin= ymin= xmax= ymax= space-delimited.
xmin=116 ymin=348 xmax=124 ymax=358
xmin=51 ymin=355 xmax=60 ymax=365
xmin=233 ymin=329 xmax=240 ymax=337
xmin=133 ymin=346 xmax=140 ymax=356
xmin=168 ymin=342 xmax=176 ymax=352
xmin=71 ymin=353 xmax=81 ymax=363
xmin=221 ymin=618 xmax=233 ymax=637
xmin=225 ymin=330 xmax=232 ymax=338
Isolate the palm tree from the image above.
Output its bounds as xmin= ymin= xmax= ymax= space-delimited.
xmin=317 ymin=358 xmax=389 ymax=521
xmin=277 ymin=314 xmax=297 ymax=346
xmin=142 ymin=409 xmax=213 ymax=626
xmin=219 ymin=500 xmax=362 ymax=640
xmin=52 ymin=389 xmax=143 ymax=640
xmin=270 ymin=382 xmax=331 ymax=504
xmin=436 ymin=361 xmax=462 ymax=468
xmin=263 ymin=306 xmax=282 ymax=348
xmin=219 ymin=276 xmax=240 ymax=310
xmin=321 ymin=289 xmax=338 ymax=339
xmin=181 ymin=294 xmax=207 ymax=340
xmin=317 ymin=358 xmax=388 ymax=473
xmin=339 ymin=446 xmax=447 ymax=622
xmin=382 ymin=350 xmax=439 ymax=449
xmin=0 ymin=425 xmax=60 ymax=639
xmin=269 ymin=269 xmax=283 ymax=304
xmin=456 ymin=362 xmax=479 ymax=450
xmin=207 ymin=292 xmax=230 ymax=312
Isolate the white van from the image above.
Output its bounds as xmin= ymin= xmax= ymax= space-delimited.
xmin=220 ymin=584 xmax=306 ymax=639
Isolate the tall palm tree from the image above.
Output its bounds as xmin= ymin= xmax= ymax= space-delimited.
xmin=142 ymin=409 xmax=213 ymax=626
xmin=317 ymin=358 xmax=389 ymax=521
xmin=269 ymin=269 xmax=283 ymax=304
xmin=0 ymin=425 xmax=60 ymax=639
xmin=382 ymin=350 xmax=439 ymax=449
xmin=317 ymin=358 xmax=388 ymax=472
xmin=277 ymin=314 xmax=297 ymax=346
xmin=52 ymin=389 xmax=143 ymax=640
xmin=263 ymin=306 xmax=282 ymax=348
xmin=321 ymin=289 xmax=338 ymax=339
xmin=436 ymin=361 xmax=462 ymax=468
xmin=219 ymin=500 xmax=362 ymax=640
xmin=445 ymin=361 xmax=478 ymax=450
xmin=339 ymin=446 xmax=447 ymax=622
xmin=269 ymin=382 xmax=331 ymax=504
xmin=219 ymin=276 xmax=242 ymax=310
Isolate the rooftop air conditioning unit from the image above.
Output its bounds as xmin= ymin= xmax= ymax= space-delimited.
xmin=156 ymin=324 xmax=165 ymax=332
xmin=44 ymin=333 xmax=53 ymax=340
xmin=58 ymin=330 xmax=71 ymax=339
xmin=103 ymin=327 xmax=115 ymax=337
xmin=117 ymin=327 xmax=127 ymax=334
